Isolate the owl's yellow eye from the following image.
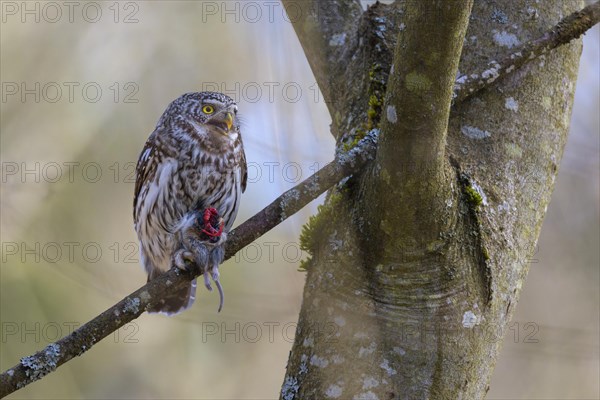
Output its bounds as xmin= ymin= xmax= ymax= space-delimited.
xmin=202 ymin=105 xmax=214 ymax=114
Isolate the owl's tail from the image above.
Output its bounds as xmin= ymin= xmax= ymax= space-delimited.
xmin=146 ymin=272 xmax=197 ymax=315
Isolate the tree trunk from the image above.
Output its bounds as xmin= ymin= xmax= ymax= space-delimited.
xmin=280 ymin=1 xmax=583 ymax=399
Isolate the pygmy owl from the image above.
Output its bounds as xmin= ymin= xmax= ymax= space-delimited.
xmin=133 ymin=92 xmax=247 ymax=314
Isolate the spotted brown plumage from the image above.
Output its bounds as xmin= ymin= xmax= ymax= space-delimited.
xmin=134 ymin=92 xmax=247 ymax=314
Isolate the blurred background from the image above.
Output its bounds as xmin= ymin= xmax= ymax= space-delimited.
xmin=0 ymin=1 xmax=597 ymax=399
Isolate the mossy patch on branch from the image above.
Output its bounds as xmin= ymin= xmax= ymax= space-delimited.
xmin=464 ymin=186 xmax=483 ymax=209
xmin=343 ymin=63 xmax=386 ymax=152
xmin=481 ymin=246 xmax=490 ymax=261
xmin=367 ymin=63 xmax=385 ymax=129
xmin=298 ymin=192 xmax=343 ymax=271
xmin=405 ymin=71 xmax=433 ymax=92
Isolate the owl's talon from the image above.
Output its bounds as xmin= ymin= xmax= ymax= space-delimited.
xmin=174 ymin=250 xmax=194 ymax=271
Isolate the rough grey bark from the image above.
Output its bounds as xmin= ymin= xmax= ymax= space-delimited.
xmin=281 ymin=1 xmax=585 ymax=399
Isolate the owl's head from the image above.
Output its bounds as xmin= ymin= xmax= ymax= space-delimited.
xmin=163 ymin=92 xmax=239 ymax=136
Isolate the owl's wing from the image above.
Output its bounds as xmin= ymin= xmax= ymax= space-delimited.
xmin=235 ymin=131 xmax=247 ymax=193
xmin=133 ymin=132 xmax=159 ymax=223
xmin=240 ymin=145 xmax=248 ymax=193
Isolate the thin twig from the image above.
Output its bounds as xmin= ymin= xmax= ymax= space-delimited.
xmin=454 ymin=1 xmax=600 ymax=103
xmin=1 ymin=2 xmax=598 ymax=397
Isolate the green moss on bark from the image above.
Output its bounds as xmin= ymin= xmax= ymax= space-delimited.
xmin=298 ymin=192 xmax=343 ymax=271
xmin=464 ymin=186 xmax=483 ymax=209
xmin=343 ymin=64 xmax=387 ymax=151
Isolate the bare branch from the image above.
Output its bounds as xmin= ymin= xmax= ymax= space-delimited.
xmin=454 ymin=0 xmax=600 ymax=103
xmin=1 ymin=3 xmax=598 ymax=396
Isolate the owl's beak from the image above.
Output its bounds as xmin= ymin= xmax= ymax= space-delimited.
xmin=223 ymin=112 xmax=233 ymax=132
xmin=209 ymin=112 xmax=234 ymax=135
